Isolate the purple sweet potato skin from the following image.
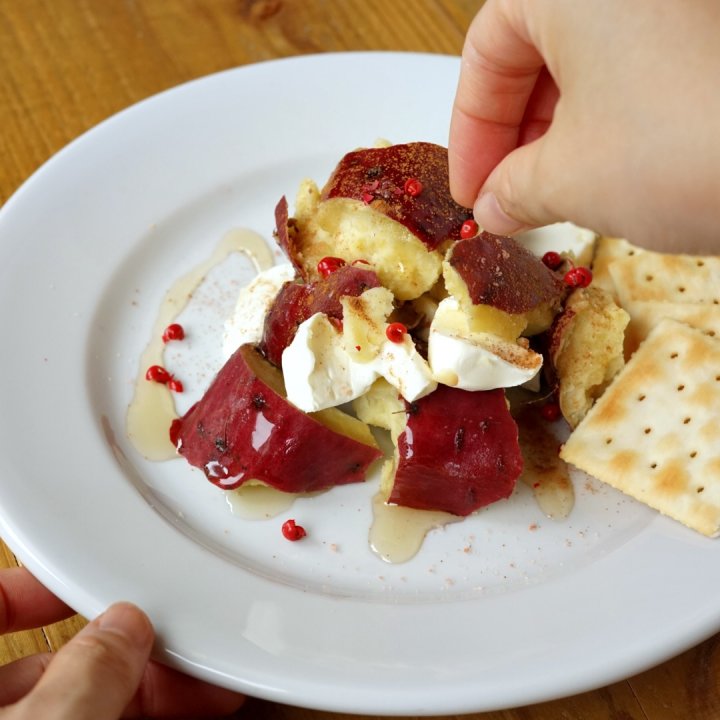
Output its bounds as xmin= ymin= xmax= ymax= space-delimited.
xmin=172 ymin=345 xmax=381 ymax=493
xmin=448 ymin=232 xmax=566 ymax=313
xmin=321 ymin=142 xmax=473 ymax=251
xmin=260 ymin=264 xmax=380 ymax=367
xmin=389 ymin=385 xmax=523 ymax=515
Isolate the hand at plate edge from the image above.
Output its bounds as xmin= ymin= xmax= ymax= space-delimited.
xmin=0 ymin=566 xmax=245 ymax=719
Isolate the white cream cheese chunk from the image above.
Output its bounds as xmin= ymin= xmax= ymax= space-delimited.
xmin=282 ymin=313 xmax=378 ymax=412
xmin=516 ymin=222 xmax=597 ymax=267
xmin=428 ymin=297 xmax=542 ymax=391
xmin=377 ymin=335 xmax=436 ymax=402
xmin=222 ymin=263 xmax=296 ymax=361
xmin=282 ymin=312 xmax=436 ymax=412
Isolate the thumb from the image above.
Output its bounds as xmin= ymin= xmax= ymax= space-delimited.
xmin=472 ymin=139 xmax=561 ymax=236
xmin=12 ymin=602 xmax=153 ymax=720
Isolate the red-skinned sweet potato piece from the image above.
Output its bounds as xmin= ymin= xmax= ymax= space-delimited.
xmin=260 ymin=264 xmax=381 ymax=366
xmin=388 ymin=385 xmax=523 ymax=515
xmin=448 ymin=232 xmax=566 ymax=313
xmin=321 ymin=142 xmax=473 ymax=251
xmin=172 ymin=345 xmax=382 ymax=493
xmin=273 ymin=196 xmax=304 ymax=276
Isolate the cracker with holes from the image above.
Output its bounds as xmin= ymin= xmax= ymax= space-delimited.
xmin=560 ymin=318 xmax=720 ymax=537
xmin=608 ymin=251 xmax=720 ymax=307
xmin=590 ymin=236 xmax=645 ymax=298
xmin=592 ymin=240 xmax=720 ymax=356
xmin=623 ymin=300 xmax=720 ymax=356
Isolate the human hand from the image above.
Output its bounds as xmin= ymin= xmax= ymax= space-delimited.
xmin=0 ymin=567 xmax=244 ymax=720
xmin=449 ymin=0 xmax=720 ymax=252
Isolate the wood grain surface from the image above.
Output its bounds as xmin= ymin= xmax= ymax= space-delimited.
xmin=1 ymin=2 xmax=719 ymax=719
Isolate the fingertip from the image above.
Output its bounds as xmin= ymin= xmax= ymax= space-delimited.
xmin=473 ymin=138 xmax=562 ymax=234
xmin=0 ymin=566 xmax=75 ymax=634
xmin=474 ymin=191 xmax=531 ymax=236
xmin=14 ymin=602 xmax=156 ymax=720
xmin=447 ymin=110 xmax=512 ymax=210
xmin=95 ymin=601 xmax=154 ymax=651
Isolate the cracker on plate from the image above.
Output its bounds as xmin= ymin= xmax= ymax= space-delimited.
xmin=623 ymin=299 xmax=720 ymax=356
xmin=560 ymin=318 xmax=720 ymax=537
xmin=590 ymin=236 xmax=645 ymax=297
xmin=608 ymin=251 xmax=720 ymax=307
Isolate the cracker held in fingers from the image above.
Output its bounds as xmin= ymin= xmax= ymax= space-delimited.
xmin=560 ymin=318 xmax=720 ymax=537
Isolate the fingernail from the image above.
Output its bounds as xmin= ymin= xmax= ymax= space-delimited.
xmin=96 ymin=602 xmax=153 ymax=648
xmin=474 ymin=192 xmax=529 ymax=236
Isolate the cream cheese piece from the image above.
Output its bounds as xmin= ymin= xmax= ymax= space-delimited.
xmin=376 ymin=334 xmax=437 ymax=402
xmin=282 ymin=312 xmax=436 ymax=412
xmin=516 ymin=222 xmax=597 ymax=267
xmin=222 ymin=263 xmax=296 ymax=360
xmin=282 ymin=313 xmax=378 ymax=412
xmin=428 ymin=297 xmax=542 ymax=391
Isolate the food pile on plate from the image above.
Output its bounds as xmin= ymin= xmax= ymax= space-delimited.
xmin=170 ymin=141 xmax=720 ymax=537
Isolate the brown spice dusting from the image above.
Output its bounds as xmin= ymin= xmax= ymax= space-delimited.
xmin=321 ymin=142 xmax=473 ymax=250
xmin=449 ymin=232 xmax=566 ymax=313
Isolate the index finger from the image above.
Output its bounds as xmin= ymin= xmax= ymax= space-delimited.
xmin=0 ymin=567 xmax=74 ymax=633
xmin=448 ymin=0 xmax=545 ymax=207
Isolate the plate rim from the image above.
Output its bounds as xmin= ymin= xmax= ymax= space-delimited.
xmin=1 ymin=51 xmax=719 ymax=715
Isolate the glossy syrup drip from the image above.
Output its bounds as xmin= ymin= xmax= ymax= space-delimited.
xmin=126 ymin=228 xmax=274 ymax=461
xmin=369 ymin=491 xmax=461 ymax=564
xmin=516 ymin=409 xmax=574 ymax=519
xmin=225 ymin=484 xmax=324 ymax=519
xmin=226 ymin=484 xmax=298 ymax=519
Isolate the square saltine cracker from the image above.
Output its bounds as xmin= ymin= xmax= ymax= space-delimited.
xmin=623 ymin=300 xmax=720 ymax=356
xmin=608 ymin=251 xmax=720 ymax=307
xmin=590 ymin=236 xmax=645 ymax=298
xmin=560 ymin=318 xmax=720 ymax=537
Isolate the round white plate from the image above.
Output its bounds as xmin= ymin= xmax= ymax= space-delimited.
xmin=0 ymin=52 xmax=719 ymax=715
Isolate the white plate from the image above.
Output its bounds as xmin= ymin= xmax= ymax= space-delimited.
xmin=0 ymin=52 xmax=719 ymax=715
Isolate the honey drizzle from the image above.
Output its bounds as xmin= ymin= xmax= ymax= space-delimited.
xmin=516 ymin=409 xmax=574 ymax=519
xmin=126 ymin=229 xmax=273 ymax=461
xmin=226 ymin=484 xmax=298 ymax=519
xmin=369 ymin=491 xmax=460 ymax=564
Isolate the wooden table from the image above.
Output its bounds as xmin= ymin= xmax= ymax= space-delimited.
xmin=1 ymin=1 xmax=719 ymax=718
